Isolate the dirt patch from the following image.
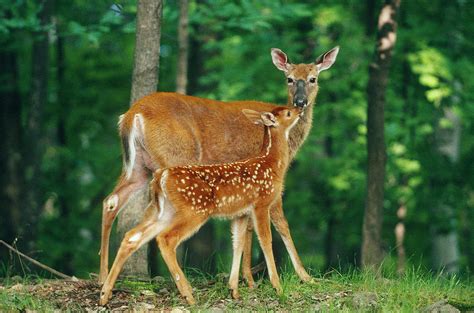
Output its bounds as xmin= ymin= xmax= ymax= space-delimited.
xmin=4 ymin=279 xmax=188 ymax=311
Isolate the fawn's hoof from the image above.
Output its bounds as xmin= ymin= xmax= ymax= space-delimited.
xmin=99 ymin=295 xmax=108 ymax=306
xmin=275 ymin=286 xmax=283 ymax=295
xmin=185 ymin=295 xmax=196 ymax=305
xmin=99 ymin=289 xmax=112 ymax=306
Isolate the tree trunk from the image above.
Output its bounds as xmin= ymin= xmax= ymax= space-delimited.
xmin=432 ymin=108 xmax=461 ymax=275
xmin=21 ymin=0 xmax=52 ymax=253
xmin=128 ymin=0 xmax=163 ymax=105
xmin=176 ymin=0 xmax=189 ymax=94
xmin=55 ymin=25 xmax=75 ymax=274
xmin=365 ymin=0 xmax=377 ymax=36
xmin=117 ymin=0 xmax=163 ymax=278
xmin=361 ymin=0 xmax=400 ymax=271
xmin=0 ymin=48 xmax=22 ymax=264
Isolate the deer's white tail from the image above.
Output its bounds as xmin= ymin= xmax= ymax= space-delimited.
xmin=119 ymin=113 xmax=146 ymax=180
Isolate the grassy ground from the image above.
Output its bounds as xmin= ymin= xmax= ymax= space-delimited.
xmin=0 ymin=269 xmax=473 ymax=312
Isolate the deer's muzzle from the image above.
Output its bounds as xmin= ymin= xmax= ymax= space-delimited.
xmin=293 ymin=79 xmax=308 ymax=108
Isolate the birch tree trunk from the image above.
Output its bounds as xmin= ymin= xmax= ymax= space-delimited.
xmin=361 ymin=0 xmax=400 ymax=271
xmin=117 ymin=0 xmax=163 ymax=277
xmin=432 ymin=108 xmax=461 ymax=275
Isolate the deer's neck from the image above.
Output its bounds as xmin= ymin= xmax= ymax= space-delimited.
xmin=260 ymin=127 xmax=290 ymax=173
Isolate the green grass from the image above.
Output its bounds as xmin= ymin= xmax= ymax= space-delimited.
xmin=1 ymin=268 xmax=473 ymax=312
xmin=0 ymin=292 xmax=55 ymax=311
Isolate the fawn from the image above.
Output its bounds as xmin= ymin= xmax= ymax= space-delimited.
xmin=99 ymin=106 xmax=303 ymax=305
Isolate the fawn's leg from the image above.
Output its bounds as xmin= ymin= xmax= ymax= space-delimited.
xmin=99 ymin=167 xmax=149 ymax=284
xmin=270 ymin=197 xmax=311 ymax=282
xmin=229 ymin=215 xmax=250 ymax=299
xmin=241 ymin=221 xmax=255 ymax=288
xmin=99 ymin=202 xmax=163 ymax=305
xmin=252 ymin=206 xmax=282 ymax=294
xmin=156 ymin=214 xmax=207 ymax=305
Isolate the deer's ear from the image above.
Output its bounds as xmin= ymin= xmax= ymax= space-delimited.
xmin=271 ymin=48 xmax=290 ymax=72
xmin=260 ymin=112 xmax=277 ymax=127
xmin=242 ymin=109 xmax=264 ymax=125
xmin=315 ymin=46 xmax=339 ymax=72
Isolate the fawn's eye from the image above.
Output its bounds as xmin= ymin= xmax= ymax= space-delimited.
xmin=287 ymin=78 xmax=294 ymax=84
xmin=309 ymin=77 xmax=316 ymax=83
xmin=287 ymin=111 xmax=291 ymax=117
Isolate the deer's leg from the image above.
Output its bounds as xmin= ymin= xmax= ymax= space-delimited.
xmin=270 ymin=197 xmax=311 ymax=282
xmin=252 ymin=207 xmax=282 ymax=294
xmin=99 ymin=167 xmax=149 ymax=284
xmin=229 ymin=215 xmax=250 ymax=299
xmin=240 ymin=221 xmax=255 ymax=288
xmin=156 ymin=214 xmax=207 ymax=305
xmin=99 ymin=202 xmax=162 ymax=305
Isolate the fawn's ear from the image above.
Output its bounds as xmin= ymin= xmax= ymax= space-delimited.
xmin=315 ymin=46 xmax=339 ymax=72
xmin=271 ymin=48 xmax=290 ymax=72
xmin=260 ymin=112 xmax=277 ymax=127
xmin=242 ymin=109 xmax=264 ymax=125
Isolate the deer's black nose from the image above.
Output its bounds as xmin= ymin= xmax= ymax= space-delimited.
xmin=294 ymin=97 xmax=308 ymax=108
xmin=293 ymin=79 xmax=308 ymax=108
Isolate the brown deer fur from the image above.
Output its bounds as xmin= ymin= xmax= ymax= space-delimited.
xmin=100 ymin=107 xmax=303 ymax=305
xmin=99 ymin=47 xmax=339 ymax=288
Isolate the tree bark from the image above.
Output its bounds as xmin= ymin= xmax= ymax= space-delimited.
xmin=361 ymin=0 xmax=400 ymax=271
xmin=176 ymin=0 xmax=189 ymax=94
xmin=0 ymin=48 xmax=22 ymax=263
xmin=55 ymin=24 xmax=75 ymax=274
xmin=432 ymin=108 xmax=461 ymax=275
xmin=365 ymin=0 xmax=377 ymax=36
xmin=117 ymin=0 xmax=163 ymax=278
xmin=21 ymin=0 xmax=52 ymax=253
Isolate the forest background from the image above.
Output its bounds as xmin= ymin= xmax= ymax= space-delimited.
xmin=0 ymin=0 xmax=473 ymax=281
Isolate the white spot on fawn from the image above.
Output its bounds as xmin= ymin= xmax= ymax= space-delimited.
xmin=175 ymin=274 xmax=180 ymax=281
xmin=158 ymin=195 xmax=165 ymax=219
xmin=128 ymin=232 xmax=142 ymax=242
xmin=106 ymin=194 xmax=118 ymax=211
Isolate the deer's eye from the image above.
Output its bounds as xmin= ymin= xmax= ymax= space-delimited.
xmin=287 ymin=78 xmax=294 ymax=84
xmin=309 ymin=77 xmax=316 ymax=83
xmin=287 ymin=111 xmax=291 ymax=117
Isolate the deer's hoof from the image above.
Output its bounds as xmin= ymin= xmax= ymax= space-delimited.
xmin=99 ymin=290 xmax=110 ymax=306
xmin=246 ymin=278 xmax=255 ymax=289
xmin=231 ymin=289 xmax=240 ymax=299
xmin=185 ymin=295 xmax=196 ymax=305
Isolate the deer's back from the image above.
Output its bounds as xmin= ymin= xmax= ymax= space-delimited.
xmin=122 ymin=92 xmax=281 ymax=170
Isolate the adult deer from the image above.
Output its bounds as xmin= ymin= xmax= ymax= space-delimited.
xmin=100 ymin=106 xmax=304 ymax=305
xmin=99 ymin=46 xmax=339 ymax=286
